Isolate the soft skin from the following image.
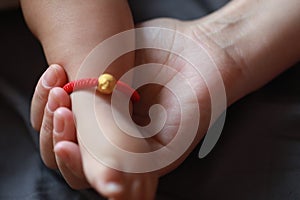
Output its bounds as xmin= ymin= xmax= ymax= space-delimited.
xmin=22 ymin=0 xmax=300 ymax=199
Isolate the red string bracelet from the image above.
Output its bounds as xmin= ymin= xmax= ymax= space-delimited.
xmin=63 ymin=74 xmax=140 ymax=102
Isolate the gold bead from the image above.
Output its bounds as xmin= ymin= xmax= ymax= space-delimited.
xmin=97 ymin=73 xmax=117 ymax=94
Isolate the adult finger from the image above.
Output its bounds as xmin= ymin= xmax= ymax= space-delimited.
xmin=129 ymin=174 xmax=158 ymax=200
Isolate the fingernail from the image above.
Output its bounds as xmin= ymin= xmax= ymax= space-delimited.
xmin=103 ymin=182 xmax=123 ymax=194
xmin=47 ymin=95 xmax=57 ymax=113
xmin=54 ymin=110 xmax=65 ymax=134
xmin=98 ymin=181 xmax=123 ymax=195
xmin=42 ymin=65 xmax=59 ymax=88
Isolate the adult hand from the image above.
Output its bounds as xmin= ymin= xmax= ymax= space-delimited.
xmin=30 ymin=18 xmax=232 ymax=199
xmin=30 ymin=0 xmax=300 ymax=199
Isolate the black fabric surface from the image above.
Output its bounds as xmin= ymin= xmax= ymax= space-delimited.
xmin=128 ymin=0 xmax=227 ymax=22
xmin=1 ymin=1 xmax=300 ymax=199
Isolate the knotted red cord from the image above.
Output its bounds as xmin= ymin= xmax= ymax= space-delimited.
xmin=63 ymin=78 xmax=98 ymax=94
xmin=63 ymin=77 xmax=140 ymax=103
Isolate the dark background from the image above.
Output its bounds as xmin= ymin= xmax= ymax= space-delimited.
xmin=1 ymin=1 xmax=300 ymax=199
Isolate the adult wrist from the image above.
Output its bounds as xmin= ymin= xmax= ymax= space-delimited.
xmin=190 ymin=0 xmax=300 ymax=105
